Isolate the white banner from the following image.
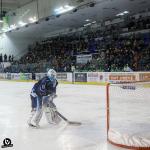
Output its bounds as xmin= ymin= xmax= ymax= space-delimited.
xmin=76 ymin=54 xmax=92 ymax=64
xmin=87 ymin=72 xmax=104 ymax=82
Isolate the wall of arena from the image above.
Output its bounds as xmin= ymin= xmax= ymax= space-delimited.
xmin=0 ymin=33 xmax=41 ymax=59
xmin=0 ymin=72 xmax=149 ymax=84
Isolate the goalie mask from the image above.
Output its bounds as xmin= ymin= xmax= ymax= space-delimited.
xmin=47 ymin=69 xmax=57 ymax=79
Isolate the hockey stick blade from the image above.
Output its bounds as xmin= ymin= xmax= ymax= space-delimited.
xmin=55 ymin=111 xmax=82 ymax=126
xmin=67 ymin=121 xmax=82 ymax=126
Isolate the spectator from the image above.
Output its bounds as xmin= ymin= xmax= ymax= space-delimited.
xmin=4 ymin=54 xmax=7 ymax=62
xmin=11 ymin=55 xmax=14 ymax=62
xmin=0 ymin=54 xmax=2 ymax=62
xmin=9 ymin=55 xmax=11 ymax=62
xmin=123 ymin=64 xmax=133 ymax=72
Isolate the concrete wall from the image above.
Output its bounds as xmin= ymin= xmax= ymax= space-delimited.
xmin=0 ymin=33 xmax=41 ymax=60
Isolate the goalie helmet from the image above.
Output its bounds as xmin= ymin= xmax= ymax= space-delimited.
xmin=47 ymin=69 xmax=57 ymax=78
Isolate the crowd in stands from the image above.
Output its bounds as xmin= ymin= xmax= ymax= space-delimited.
xmin=3 ymin=14 xmax=150 ymax=73
xmin=126 ymin=15 xmax=150 ymax=31
xmin=76 ymin=33 xmax=150 ymax=72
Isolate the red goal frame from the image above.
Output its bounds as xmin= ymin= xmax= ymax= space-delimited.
xmin=106 ymin=83 xmax=150 ymax=150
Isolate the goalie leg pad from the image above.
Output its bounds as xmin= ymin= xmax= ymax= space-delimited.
xmin=30 ymin=97 xmax=43 ymax=127
xmin=35 ymin=109 xmax=43 ymax=125
xmin=30 ymin=108 xmax=43 ymax=127
xmin=44 ymin=104 xmax=61 ymax=124
xmin=27 ymin=109 xmax=36 ymax=125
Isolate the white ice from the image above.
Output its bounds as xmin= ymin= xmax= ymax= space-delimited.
xmin=0 ymin=81 xmax=126 ymax=150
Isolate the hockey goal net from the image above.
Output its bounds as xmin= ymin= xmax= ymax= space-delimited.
xmin=106 ymin=82 xmax=150 ymax=149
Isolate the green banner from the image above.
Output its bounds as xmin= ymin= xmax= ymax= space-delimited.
xmin=2 ymin=16 xmax=9 ymax=32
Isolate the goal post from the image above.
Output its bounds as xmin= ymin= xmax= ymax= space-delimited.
xmin=106 ymin=82 xmax=150 ymax=149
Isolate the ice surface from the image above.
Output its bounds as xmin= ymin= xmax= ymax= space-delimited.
xmin=0 ymin=81 xmax=127 ymax=150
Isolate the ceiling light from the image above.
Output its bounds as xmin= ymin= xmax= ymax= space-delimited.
xmin=84 ymin=23 xmax=91 ymax=27
xmin=29 ymin=16 xmax=37 ymax=23
xmin=116 ymin=11 xmax=129 ymax=16
xmin=85 ymin=19 xmax=90 ymax=22
xmin=18 ymin=21 xmax=27 ymax=27
xmin=54 ymin=5 xmax=75 ymax=15
xmin=10 ymin=24 xmax=17 ymax=30
xmin=124 ymin=11 xmax=129 ymax=14
xmin=92 ymin=21 xmax=96 ymax=24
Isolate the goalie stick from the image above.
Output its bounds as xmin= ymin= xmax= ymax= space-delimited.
xmin=55 ymin=110 xmax=82 ymax=126
xmin=47 ymin=96 xmax=81 ymax=126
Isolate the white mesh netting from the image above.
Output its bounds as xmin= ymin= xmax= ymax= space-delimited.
xmin=108 ymin=82 xmax=150 ymax=148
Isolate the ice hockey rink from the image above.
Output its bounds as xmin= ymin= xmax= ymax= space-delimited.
xmin=0 ymin=81 xmax=134 ymax=150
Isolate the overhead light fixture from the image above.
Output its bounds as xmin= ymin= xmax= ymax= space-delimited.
xmin=92 ymin=21 xmax=96 ymax=24
xmin=54 ymin=5 xmax=75 ymax=15
xmin=29 ymin=16 xmax=37 ymax=23
xmin=124 ymin=11 xmax=129 ymax=14
xmin=85 ymin=19 xmax=90 ymax=22
xmin=84 ymin=23 xmax=91 ymax=27
xmin=116 ymin=11 xmax=129 ymax=16
xmin=10 ymin=24 xmax=17 ymax=30
xmin=18 ymin=21 xmax=27 ymax=27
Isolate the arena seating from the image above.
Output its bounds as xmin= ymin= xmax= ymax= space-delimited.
xmin=4 ymin=15 xmax=150 ymax=73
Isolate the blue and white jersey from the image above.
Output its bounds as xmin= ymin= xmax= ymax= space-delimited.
xmin=32 ymin=76 xmax=58 ymax=97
